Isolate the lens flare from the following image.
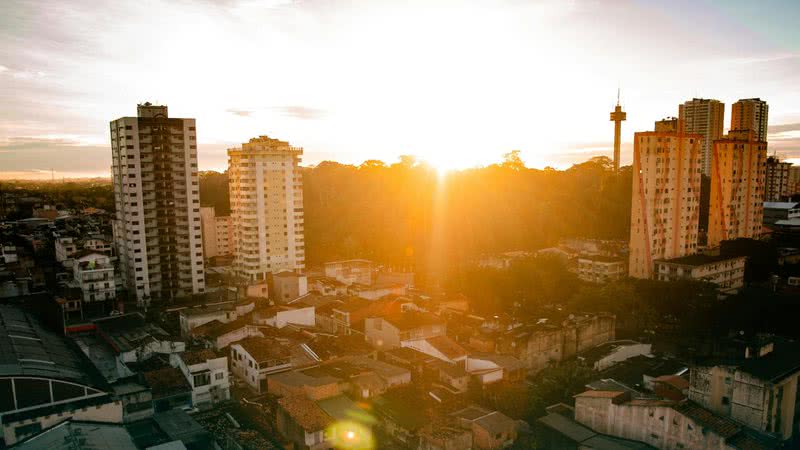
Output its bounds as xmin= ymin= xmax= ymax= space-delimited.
xmin=327 ymin=421 xmax=374 ymax=449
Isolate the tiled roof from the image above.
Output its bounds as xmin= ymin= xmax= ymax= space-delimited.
xmin=474 ymin=411 xmax=516 ymax=434
xmin=181 ymin=349 xmax=219 ymax=366
xmin=277 ymin=396 xmax=333 ymax=431
xmin=238 ymin=337 xmax=290 ymax=364
xmin=674 ymin=401 xmax=740 ymax=439
xmin=381 ymin=312 xmax=443 ymax=331
xmin=425 ymin=335 xmax=467 ymax=360
xmin=142 ymin=367 xmax=190 ymax=398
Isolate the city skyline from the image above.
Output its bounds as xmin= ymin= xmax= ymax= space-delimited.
xmin=2 ymin=0 xmax=800 ymax=179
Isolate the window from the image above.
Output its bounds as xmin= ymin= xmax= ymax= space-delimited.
xmin=215 ymin=372 xmax=224 ymax=381
xmin=193 ymin=372 xmax=211 ymax=387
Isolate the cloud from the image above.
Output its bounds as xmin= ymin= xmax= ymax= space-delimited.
xmin=274 ymin=105 xmax=326 ymax=120
xmin=768 ymin=123 xmax=800 ymax=134
xmin=226 ymin=109 xmax=253 ymax=117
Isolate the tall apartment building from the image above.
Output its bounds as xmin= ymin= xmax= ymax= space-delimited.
xmin=228 ymin=136 xmax=305 ymax=281
xmin=111 ymin=103 xmax=205 ymax=306
xmin=707 ymin=130 xmax=767 ymax=248
xmin=790 ymin=166 xmax=800 ymax=197
xmin=678 ymin=98 xmax=724 ymax=175
xmin=764 ymin=156 xmax=792 ymax=202
xmin=199 ymin=206 xmax=234 ymax=259
xmin=731 ymin=98 xmax=769 ymax=143
xmin=629 ymin=131 xmax=703 ymax=278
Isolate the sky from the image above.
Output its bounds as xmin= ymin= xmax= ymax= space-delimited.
xmin=1 ymin=0 xmax=800 ymax=179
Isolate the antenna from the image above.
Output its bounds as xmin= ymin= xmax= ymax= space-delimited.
xmin=616 ymin=87 xmax=620 ymax=106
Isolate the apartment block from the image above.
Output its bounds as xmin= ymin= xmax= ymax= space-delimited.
xmin=708 ymin=130 xmax=767 ymax=248
xmin=678 ymin=98 xmax=724 ymax=175
xmin=765 ymin=157 xmax=792 ymax=202
xmin=731 ymin=98 xmax=769 ymax=143
xmin=629 ymin=131 xmax=703 ymax=279
xmin=228 ymin=136 xmax=305 ymax=282
xmin=110 ymin=103 xmax=205 ymax=305
xmin=199 ymin=206 xmax=234 ymax=258
xmin=654 ymin=254 xmax=746 ymax=294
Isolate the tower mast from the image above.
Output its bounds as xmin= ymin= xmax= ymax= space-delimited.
xmin=610 ymin=89 xmax=627 ymax=173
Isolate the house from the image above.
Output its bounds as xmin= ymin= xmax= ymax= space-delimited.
xmin=452 ymin=406 xmax=518 ymax=450
xmin=170 ymin=349 xmax=230 ymax=409
xmin=94 ymin=313 xmax=185 ymax=364
xmin=572 ymin=390 xmax=780 ymax=450
xmin=111 ymin=379 xmax=154 ymax=423
xmin=55 ymin=237 xmax=79 ymax=263
xmin=0 ymin=244 xmax=18 ymax=264
xmin=324 ymin=259 xmax=373 ymax=285
xmin=268 ymin=369 xmax=344 ymax=401
xmin=230 ymin=337 xmax=292 ymax=393
xmin=763 ymin=201 xmax=800 ymax=225
xmin=142 ymin=367 xmax=192 ymax=412
xmin=579 ymin=340 xmax=653 ymax=371
xmin=328 ymin=297 xmax=405 ymax=335
xmin=348 ymin=281 xmax=407 ymax=300
xmin=537 ymin=403 xmax=656 ymax=449
xmin=276 ymin=396 xmax=334 ymax=450
xmin=419 ymin=426 xmax=473 ymax=450
xmin=178 ymin=303 xmax=239 ymax=337
xmin=270 ymin=270 xmax=308 ymax=303
xmin=364 ymin=311 xmax=446 ymax=350
xmin=403 ymin=334 xmax=468 ymax=364
xmin=689 ymin=339 xmax=800 ymax=441
xmin=308 ymin=276 xmax=349 ymax=296
xmin=466 ymin=354 xmax=527 ymax=385
xmin=189 ymin=317 xmax=263 ymax=350
xmin=253 ymin=305 xmax=315 ymax=328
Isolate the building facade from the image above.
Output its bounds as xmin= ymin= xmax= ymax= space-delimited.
xmin=199 ymin=206 xmax=234 ymax=259
xmin=731 ymin=98 xmax=769 ymax=143
xmin=629 ymin=131 xmax=703 ymax=279
xmin=111 ymin=103 xmax=205 ymax=305
xmin=678 ymin=98 xmax=724 ymax=175
xmin=708 ymin=130 xmax=767 ymax=248
xmin=577 ymin=255 xmax=626 ymax=283
xmin=765 ymin=157 xmax=792 ymax=202
xmin=654 ymin=255 xmax=746 ymax=294
xmin=72 ymin=252 xmax=116 ymax=304
xmin=228 ymin=136 xmax=305 ymax=282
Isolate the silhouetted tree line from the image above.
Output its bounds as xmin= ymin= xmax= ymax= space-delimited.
xmin=199 ymin=154 xmax=632 ymax=282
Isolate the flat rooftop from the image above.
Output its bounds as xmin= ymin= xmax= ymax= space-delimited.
xmin=655 ymin=254 xmax=745 ymax=266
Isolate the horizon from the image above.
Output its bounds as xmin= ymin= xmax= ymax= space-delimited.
xmin=2 ymin=0 xmax=800 ymax=179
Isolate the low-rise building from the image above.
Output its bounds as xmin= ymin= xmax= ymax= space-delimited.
xmin=452 ymin=406 xmax=518 ymax=450
xmin=270 ymin=270 xmax=308 ymax=303
xmin=230 ymin=338 xmax=292 ymax=393
xmin=577 ymin=255 xmax=627 ymax=283
xmin=689 ymin=340 xmax=800 ymax=441
xmin=72 ymin=251 xmax=115 ymax=304
xmin=190 ymin=318 xmax=262 ymax=350
xmin=142 ymin=367 xmax=192 ymax=413
xmin=324 ymin=259 xmax=374 ymax=285
xmin=466 ymin=354 xmax=527 ymax=385
xmin=276 ymin=395 xmax=333 ymax=450
xmin=763 ymin=201 xmax=800 ymax=225
xmin=179 ymin=303 xmax=239 ymax=337
xmin=365 ymin=311 xmax=446 ymax=350
xmin=55 ymin=236 xmax=78 ymax=263
xmin=94 ymin=314 xmax=185 ymax=365
xmin=573 ymin=390 xmax=780 ymax=450
xmin=171 ymin=349 xmax=230 ymax=409
xmin=0 ymin=244 xmax=18 ymax=264
xmin=579 ymin=340 xmax=653 ymax=371
xmin=654 ymin=254 xmax=746 ymax=294
xmin=253 ymin=305 xmax=315 ymax=329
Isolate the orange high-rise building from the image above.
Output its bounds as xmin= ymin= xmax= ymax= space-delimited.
xmin=707 ymin=130 xmax=767 ymax=248
xmin=629 ymin=131 xmax=703 ymax=278
xmin=731 ymin=98 xmax=769 ymax=143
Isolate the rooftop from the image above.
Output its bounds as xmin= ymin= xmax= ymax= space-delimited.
xmin=673 ymin=401 xmax=740 ymax=439
xmin=655 ymin=253 xmax=745 ymax=266
xmin=93 ymin=313 xmax=174 ymax=354
xmin=380 ymin=311 xmax=443 ymax=331
xmin=277 ymin=396 xmax=333 ymax=431
xmin=424 ymin=335 xmax=468 ymax=360
xmin=238 ymin=337 xmax=291 ymax=364
xmin=763 ymin=201 xmax=799 ymax=210
xmin=14 ymin=420 xmax=138 ymax=450
xmin=474 ymin=411 xmax=516 ymax=434
xmin=180 ymin=303 xmax=235 ymax=318
xmin=0 ymin=305 xmax=105 ymax=388
xmin=142 ymin=367 xmax=191 ymax=398
xmin=181 ymin=349 xmax=220 ymax=366
xmin=737 ymin=342 xmax=800 ymax=383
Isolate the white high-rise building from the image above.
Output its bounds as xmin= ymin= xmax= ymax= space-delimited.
xmin=111 ymin=103 xmax=205 ymax=306
xmin=228 ymin=136 xmax=305 ymax=281
xmin=678 ymin=98 xmax=724 ymax=176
